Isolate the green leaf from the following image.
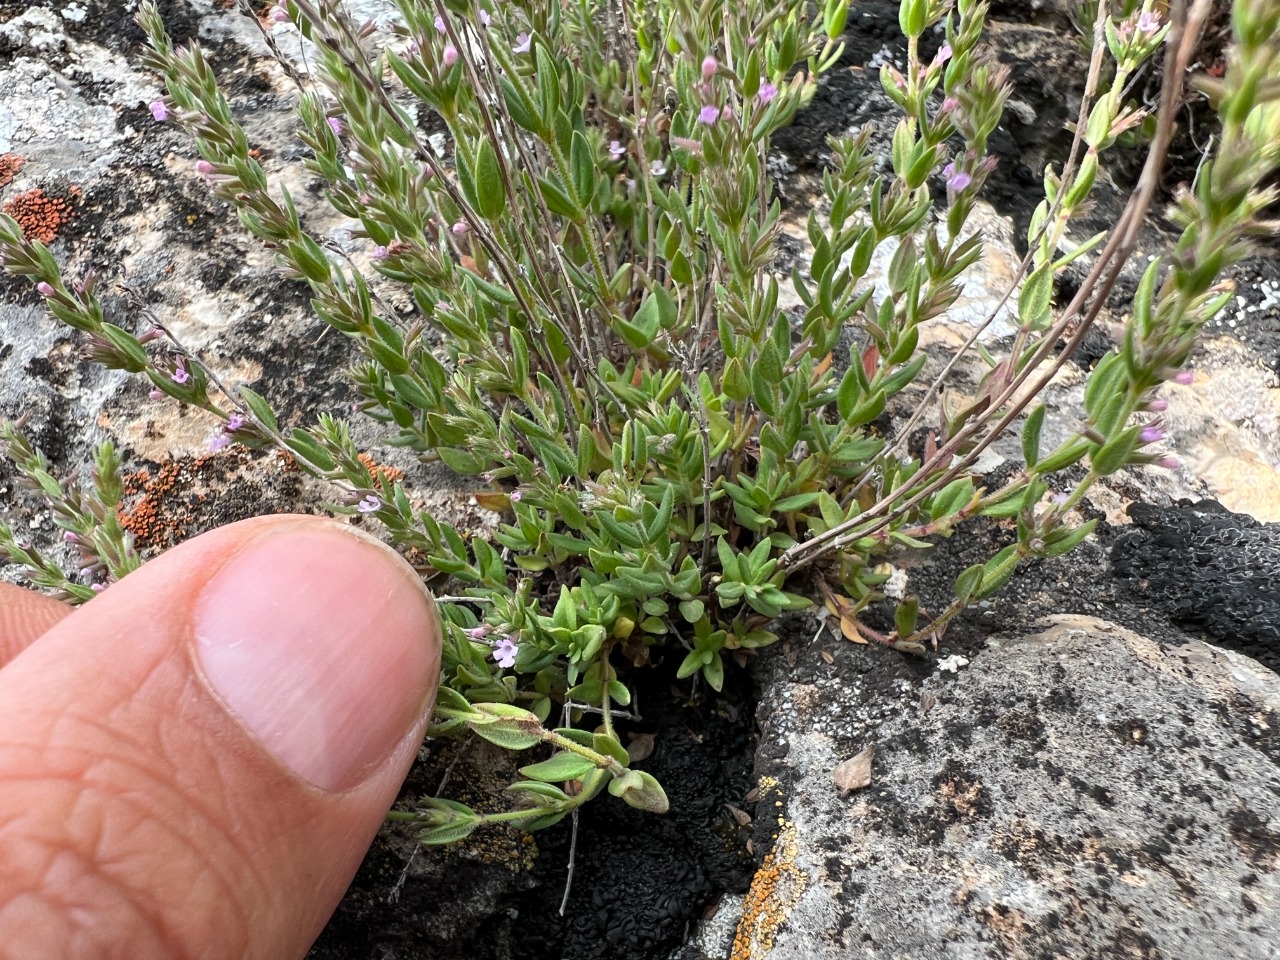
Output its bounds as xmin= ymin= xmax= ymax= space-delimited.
xmin=679 ymin=599 xmax=704 ymax=623
xmin=520 ymin=751 xmax=597 ymax=783
xmin=954 ymin=563 xmax=984 ymax=603
xmin=702 ymin=651 xmax=724 ymax=691
xmin=1018 ymin=264 xmax=1054 ymax=330
xmin=238 ymin=387 xmax=279 ymax=433
xmin=607 ymin=769 xmax=670 ymax=813
xmin=570 ymin=130 xmax=595 ymax=205
xmin=647 ymin=484 xmax=675 ymax=541
xmin=1022 ymin=404 xmax=1046 ymax=468
xmin=438 ymin=446 xmax=486 ymax=475
xmin=473 ymin=139 xmax=507 ymax=219
xmin=417 ymin=815 xmax=480 ymax=845
xmin=1090 ymin=426 xmax=1141 ymax=476
xmin=538 ymin=175 xmax=579 ymax=218
xmin=1041 ymin=519 xmax=1098 ymax=558
xmin=500 ymin=77 xmax=540 ymax=133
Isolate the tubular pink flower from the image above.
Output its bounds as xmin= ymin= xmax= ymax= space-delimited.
xmin=757 ymin=83 xmax=778 ymax=106
xmin=451 ymin=220 xmax=469 ymax=235
xmin=1173 ymin=370 xmax=1194 ymax=385
xmin=609 ymin=140 xmax=625 ymax=159
xmin=513 ymin=32 xmax=531 ymax=53
xmin=943 ymin=162 xmax=971 ymax=191
xmin=37 ymin=281 xmax=55 ymax=297
xmin=442 ymin=44 xmax=458 ymax=66
xmin=701 ymin=55 xmax=718 ymax=79
xmin=171 ymin=361 xmax=190 ymax=385
xmin=327 ymin=116 xmax=344 ymax=135
xmin=933 ymin=43 xmax=953 ymax=67
xmin=492 ymin=636 xmax=518 ymax=668
xmin=1146 ymin=398 xmax=1169 ymax=412
xmin=148 ymin=388 xmax=164 ymax=401
xmin=1157 ymin=455 xmax=1181 ymax=470
xmin=356 ymin=494 xmax=382 ymax=513
xmin=434 ymin=14 xmax=446 ymax=33
xmin=1139 ymin=426 xmax=1165 ymax=444
xmin=698 ymin=104 xmax=721 ymax=125
xmin=150 ymin=101 xmax=169 ymax=122
xmin=209 ymin=433 xmax=232 ymax=452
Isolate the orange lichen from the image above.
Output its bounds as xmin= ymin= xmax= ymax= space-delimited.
xmin=2 ymin=188 xmax=79 ymax=243
xmin=0 ymin=154 xmax=25 ymax=189
xmin=358 ymin=452 xmax=406 ymax=484
xmin=732 ymin=790 xmax=808 ymax=960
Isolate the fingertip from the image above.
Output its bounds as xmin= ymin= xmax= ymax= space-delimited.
xmin=0 ymin=583 xmax=73 ymax=669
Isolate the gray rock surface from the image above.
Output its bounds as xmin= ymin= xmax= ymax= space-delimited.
xmin=740 ymin=615 xmax=1280 ymax=959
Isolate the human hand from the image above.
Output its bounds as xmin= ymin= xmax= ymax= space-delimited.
xmin=0 ymin=515 xmax=442 ymax=958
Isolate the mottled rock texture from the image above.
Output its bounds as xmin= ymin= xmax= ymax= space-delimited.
xmin=743 ymin=615 xmax=1280 ymax=960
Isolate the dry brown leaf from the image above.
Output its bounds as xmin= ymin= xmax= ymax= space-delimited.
xmin=626 ymin=732 xmax=656 ymax=763
xmin=833 ymin=744 xmax=875 ymax=795
xmin=725 ymin=804 xmax=752 ymax=827
xmin=840 ymin=615 xmax=868 ymax=644
xmin=820 ymin=650 xmax=835 ymax=665
xmin=473 ymin=491 xmax=511 ymax=512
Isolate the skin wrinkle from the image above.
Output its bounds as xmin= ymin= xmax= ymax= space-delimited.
xmin=0 ymin=772 xmax=253 ymax=960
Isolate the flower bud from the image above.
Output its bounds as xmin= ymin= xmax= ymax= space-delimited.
xmin=701 ymin=55 xmax=717 ymax=79
xmin=37 ymin=281 xmax=55 ymax=297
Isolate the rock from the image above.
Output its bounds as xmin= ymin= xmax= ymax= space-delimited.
xmin=741 ymin=614 xmax=1280 ymax=960
xmin=1112 ymin=499 xmax=1280 ymax=672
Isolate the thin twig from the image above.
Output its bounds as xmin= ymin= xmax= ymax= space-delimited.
xmin=558 ymin=808 xmax=579 ymax=916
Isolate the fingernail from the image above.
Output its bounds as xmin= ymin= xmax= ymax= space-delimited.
xmin=193 ymin=522 xmax=440 ymax=792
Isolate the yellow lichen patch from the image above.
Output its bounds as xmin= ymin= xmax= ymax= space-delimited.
xmin=731 ymin=817 xmax=807 ymax=960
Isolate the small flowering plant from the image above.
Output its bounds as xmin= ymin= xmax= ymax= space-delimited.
xmin=2 ymin=0 xmax=1279 ymax=842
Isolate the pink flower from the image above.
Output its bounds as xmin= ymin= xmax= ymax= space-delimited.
xmin=943 ymin=162 xmax=971 ymax=191
xmin=37 ymin=281 xmax=55 ymax=297
xmin=1136 ymin=10 xmax=1161 ymax=33
xmin=757 ymin=83 xmax=778 ymax=106
xmin=150 ymin=101 xmax=169 ymax=122
xmin=1146 ymin=398 xmax=1168 ymax=412
xmin=492 ymin=635 xmax=518 ymax=668
xmin=649 ymin=159 xmax=667 ymax=176
xmin=513 ymin=32 xmax=531 ymax=53
xmin=1156 ymin=455 xmax=1181 ymax=470
xmin=479 ymin=9 xmax=491 ymax=26
xmin=327 ymin=116 xmax=344 ymax=135
xmin=442 ymin=44 xmax=458 ymax=66
xmin=451 ymin=219 xmax=469 ymax=235
xmin=701 ymin=55 xmax=718 ymax=80
xmin=1139 ymin=426 xmax=1165 ymax=443
xmin=1173 ymin=369 xmax=1194 ymax=385
xmin=510 ymin=489 xmax=523 ymax=502
xmin=932 ymin=43 xmax=953 ymax=67
xmin=467 ymin=623 xmax=495 ymax=639
xmin=698 ymin=104 xmax=721 ymax=124
xmin=226 ymin=413 xmax=246 ymax=432
xmin=434 ymin=14 xmax=446 ymax=33
xmin=171 ymin=362 xmax=190 ymax=385
xmin=209 ymin=433 xmax=232 ymax=452
xmin=609 ymin=140 xmax=625 ymax=159
xmin=195 ymin=159 xmax=217 ymax=180
xmin=940 ymin=96 xmax=959 ymax=113
xmin=148 ymin=388 xmax=164 ymax=401
xmin=371 ymin=244 xmax=389 ymax=260
xmin=356 ymin=494 xmax=382 ymax=513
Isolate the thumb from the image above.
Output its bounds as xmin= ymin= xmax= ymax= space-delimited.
xmin=0 ymin=515 xmax=441 ymax=960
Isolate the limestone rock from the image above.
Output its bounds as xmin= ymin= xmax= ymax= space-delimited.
xmin=740 ymin=615 xmax=1280 ymax=960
